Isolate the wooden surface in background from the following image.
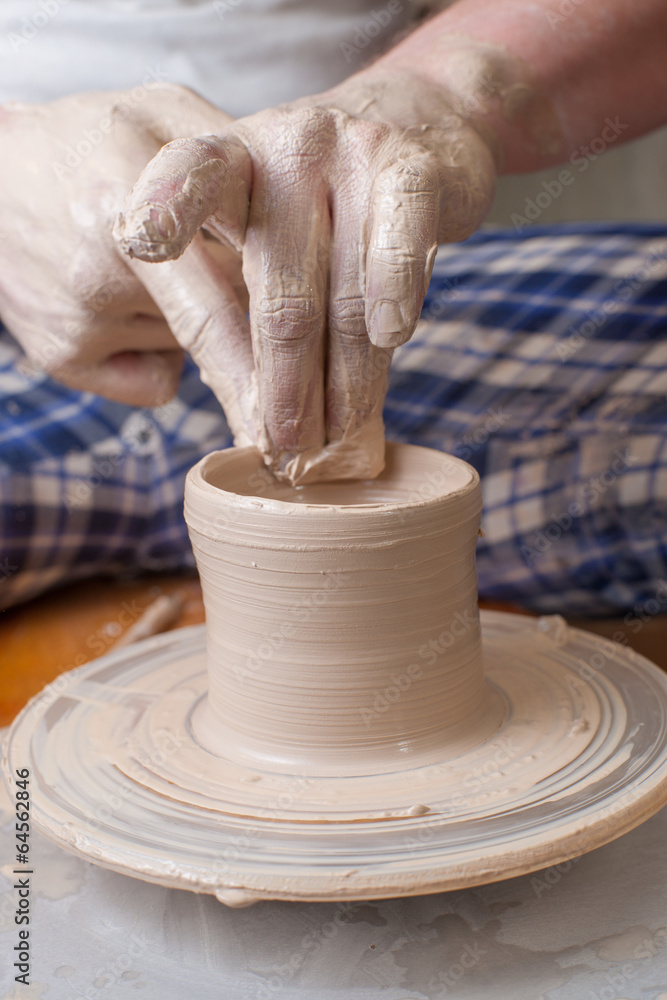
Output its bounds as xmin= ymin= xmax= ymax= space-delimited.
xmin=0 ymin=573 xmax=204 ymax=726
xmin=0 ymin=574 xmax=665 ymax=726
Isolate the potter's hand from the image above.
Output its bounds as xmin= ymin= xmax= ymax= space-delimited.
xmin=114 ymin=72 xmax=496 ymax=483
xmin=0 ymin=84 xmax=253 ymax=416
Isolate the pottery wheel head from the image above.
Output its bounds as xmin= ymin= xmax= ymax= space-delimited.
xmin=6 ymin=611 xmax=667 ymax=905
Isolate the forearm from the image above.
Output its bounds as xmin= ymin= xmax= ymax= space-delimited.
xmin=360 ymin=0 xmax=667 ymax=174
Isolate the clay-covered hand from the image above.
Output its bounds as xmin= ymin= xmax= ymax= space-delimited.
xmin=0 ymin=83 xmax=253 ymax=416
xmin=114 ymin=71 xmax=497 ymax=484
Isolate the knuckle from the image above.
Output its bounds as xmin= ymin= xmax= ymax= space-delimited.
xmin=256 ymin=291 xmax=321 ymax=341
xmin=355 ymin=118 xmax=391 ymax=143
xmin=280 ymin=105 xmax=337 ymax=138
xmin=377 ymin=154 xmax=439 ymax=197
xmin=329 ymin=295 xmax=366 ymax=335
xmin=345 ymin=117 xmax=392 ymax=155
xmin=370 ymin=246 xmax=423 ymax=269
xmin=252 ymin=105 xmax=338 ymax=163
xmin=163 ymin=135 xmax=222 ymax=161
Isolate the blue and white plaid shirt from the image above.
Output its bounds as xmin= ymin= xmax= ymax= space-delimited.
xmin=1 ymin=223 xmax=665 ymax=615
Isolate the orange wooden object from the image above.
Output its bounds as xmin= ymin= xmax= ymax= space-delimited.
xmin=0 ymin=573 xmax=204 ymax=726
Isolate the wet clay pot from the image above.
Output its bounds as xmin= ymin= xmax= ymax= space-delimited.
xmin=185 ymin=441 xmax=489 ymax=777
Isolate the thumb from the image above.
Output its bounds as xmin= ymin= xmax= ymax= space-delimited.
xmin=115 ymin=132 xmax=251 ymax=262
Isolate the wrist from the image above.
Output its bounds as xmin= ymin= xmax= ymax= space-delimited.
xmin=348 ymin=37 xmax=563 ymax=175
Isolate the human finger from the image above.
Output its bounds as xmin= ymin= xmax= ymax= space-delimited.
xmin=114 ymin=134 xmax=252 ymax=262
xmin=365 ymin=152 xmax=441 ymax=351
xmin=126 ymin=235 xmax=258 ymax=445
xmin=242 ymin=158 xmax=330 ymax=481
xmin=312 ymin=191 xmax=392 ymax=482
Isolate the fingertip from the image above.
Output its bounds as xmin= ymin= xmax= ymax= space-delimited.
xmin=114 ymin=204 xmax=183 ymax=262
xmin=115 ymin=133 xmax=252 ymax=263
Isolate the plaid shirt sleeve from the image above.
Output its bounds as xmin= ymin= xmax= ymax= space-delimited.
xmin=1 ymin=222 xmax=665 ymax=615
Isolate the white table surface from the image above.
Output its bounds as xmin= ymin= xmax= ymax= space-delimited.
xmin=2 ymin=737 xmax=667 ymax=1000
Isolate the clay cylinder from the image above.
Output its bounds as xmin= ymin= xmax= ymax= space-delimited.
xmin=185 ymin=442 xmax=488 ymax=777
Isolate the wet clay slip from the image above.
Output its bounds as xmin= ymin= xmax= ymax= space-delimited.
xmin=5 ymin=443 xmax=667 ymax=905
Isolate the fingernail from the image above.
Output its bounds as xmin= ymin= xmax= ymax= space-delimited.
xmin=369 ymin=300 xmax=409 ymax=349
xmin=115 ymin=206 xmax=179 ymax=260
xmin=132 ymin=207 xmax=177 ymax=241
